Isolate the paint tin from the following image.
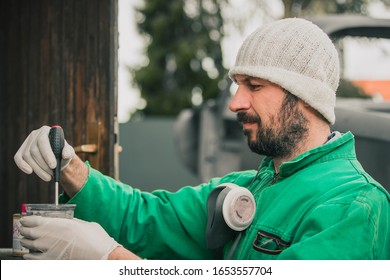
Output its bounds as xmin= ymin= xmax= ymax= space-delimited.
xmin=12 ymin=214 xmax=29 ymax=256
xmin=24 ymin=203 xmax=76 ymax=218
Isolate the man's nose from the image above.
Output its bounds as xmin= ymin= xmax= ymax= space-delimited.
xmin=229 ymin=86 xmax=251 ymax=112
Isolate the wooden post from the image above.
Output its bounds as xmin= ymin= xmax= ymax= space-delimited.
xmin=0 ymin=0 xmax=118 ymax=248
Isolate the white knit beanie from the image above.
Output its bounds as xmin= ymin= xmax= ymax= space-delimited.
xmin=228 ymin=18 xmax=340 ymax=124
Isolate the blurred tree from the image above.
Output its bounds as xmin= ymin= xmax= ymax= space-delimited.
xmin=131 ymin=0 xmax=227 ymax=116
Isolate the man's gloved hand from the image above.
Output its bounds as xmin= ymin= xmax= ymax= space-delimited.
xmin=19 ymin=216 xmax=121 ymax=260
xmin=14 ymin=125 xmax=75 ymax=181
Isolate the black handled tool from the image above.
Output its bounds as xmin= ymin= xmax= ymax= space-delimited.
xmin=49 ymin=126 xmax=65 ymax=205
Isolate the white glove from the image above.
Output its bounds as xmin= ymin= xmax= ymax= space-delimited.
xmin=14 ymin=126 xmax=75 ymax=182
xmin=19 ymin=216 xmax=121 ymax=260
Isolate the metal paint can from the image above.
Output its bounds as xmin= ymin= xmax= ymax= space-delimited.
xmin=12 ymin=214 xmax=29 ymax=256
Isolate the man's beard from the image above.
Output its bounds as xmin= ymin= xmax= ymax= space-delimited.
xmin=237 ymin=94 xmax=309 ymax=158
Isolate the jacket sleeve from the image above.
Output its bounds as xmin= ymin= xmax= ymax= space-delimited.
xmin=277 ymin=188 xmax=390 ymax=260
xmin=62 ymin=164 xmax=221 ymax=259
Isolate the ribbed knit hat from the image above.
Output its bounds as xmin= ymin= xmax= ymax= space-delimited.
xmin=228 ymin=18 xmax=340 ymax=124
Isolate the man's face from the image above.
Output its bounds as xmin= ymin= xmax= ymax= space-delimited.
xmin=229 ymin=75 xmax=309 ymax=158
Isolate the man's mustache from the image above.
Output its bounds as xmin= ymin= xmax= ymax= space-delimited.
xmin=236 ymin=112 xmax=260 ymax=123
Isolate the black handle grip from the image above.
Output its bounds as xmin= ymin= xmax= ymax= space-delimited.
xmin=49 ymin=126 xmax=64 ymax=182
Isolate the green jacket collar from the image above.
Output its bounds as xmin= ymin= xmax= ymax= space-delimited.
xmin=260 ymin=131 xmax=356 ymax=178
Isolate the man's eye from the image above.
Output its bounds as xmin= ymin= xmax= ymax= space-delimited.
xmin=248 ymin=84 xmax=262 ymax=90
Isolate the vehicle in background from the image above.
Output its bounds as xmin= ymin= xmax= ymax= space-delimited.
xmin=174 ymin=15 xmax=390 ymax=191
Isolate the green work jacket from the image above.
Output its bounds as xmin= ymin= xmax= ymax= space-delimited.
xmin=61 ymin=131 xmax=390 ymax=259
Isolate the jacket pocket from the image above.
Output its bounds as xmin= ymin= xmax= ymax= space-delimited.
xmin=252 ymin=230 xmax=291 ymax=255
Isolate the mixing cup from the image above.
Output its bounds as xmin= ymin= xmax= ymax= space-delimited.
xmin=24 ymin=204 xmax=76 ymax=219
